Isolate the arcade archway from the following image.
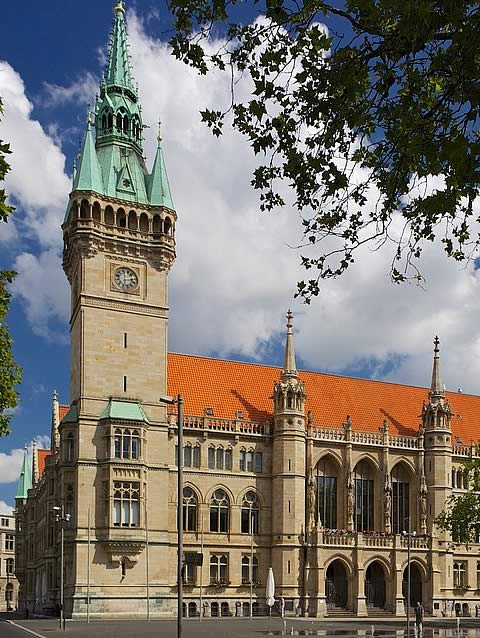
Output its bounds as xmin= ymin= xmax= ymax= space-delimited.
xmin=326 ymin=560 xmax=348 ymax=609
xmin=365 ymin=561 xmax=386 ymax=609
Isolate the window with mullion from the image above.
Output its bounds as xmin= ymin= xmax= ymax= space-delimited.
xmin=392 ymin=480 xmax=409 ymax=534
xmin=317 ymin=476 xmax=337 ymax=529
xmin=354 ymin=478 xmax=374 ymax=531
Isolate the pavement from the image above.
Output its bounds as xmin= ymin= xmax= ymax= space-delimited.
xmin=2 ymin=615 xmax=480 ymax=638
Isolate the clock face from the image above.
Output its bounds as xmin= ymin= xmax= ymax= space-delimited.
xmin=114 ymin=267 xmax=138 ymax=291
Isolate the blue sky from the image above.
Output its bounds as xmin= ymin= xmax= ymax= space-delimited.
xmin=1 ymin=1 xmax=480 ymax=512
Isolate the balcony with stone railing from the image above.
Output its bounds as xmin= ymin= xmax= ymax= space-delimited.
xmin=312 ymin=427 xmax=419 ymax=450
xmin=319 ymin=531 xmax=431 ymax=550
xmin=169 ymin=414 xmax=272 ymax=438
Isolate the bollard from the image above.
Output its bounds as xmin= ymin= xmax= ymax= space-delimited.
xmin=371 ymin=625 xmax=375 ymax=636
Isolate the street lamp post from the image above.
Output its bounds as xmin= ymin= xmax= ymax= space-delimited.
xmin=402 ymin=519 xmax=417 ymax=637
xmin=53 ymin=505 xmax=71 ymax=631
xmin=160 ymin=394 xmax=184 ymax=638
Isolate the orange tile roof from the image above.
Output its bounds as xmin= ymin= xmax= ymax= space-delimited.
xmin=38 ymin=449 xmax=51 ymax=477
xmin=167 ymin=353 xmax=480 ymax=441
xmin=59 ymin=405 xmax=69 ymax=421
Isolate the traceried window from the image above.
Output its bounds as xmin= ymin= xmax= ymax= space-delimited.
xmin=210 ymin=554 xmax=228 ymax=584
xmin=210 ymin=489 xmax=229 ymax=533
xmin=114 ymin=428 xmax=140 ymax=460
xmin=354 ymin=460 xmax=374 ymax=532
xmin=183 ymin=487 xmax=197 ymax=532
xmin=113 ymin=481 xmax=140 ymax=528
xmin=241 ymin=555 xmax=258 ymax=584
xmin=175 ymin=444 xmax=200 ymax=468
xmin=316 ymin=457 xmax=338 ymax=530
xmin=208 ymin=446 xmax=232 ymax=470
xmin=391 ymin=464 xmax=410 ymax=534
xmin=239 ymin=450 xmax=263 ymax=473
xmin=454 ymin=562 xmax=467 ymax=588
xmin=241 ymin=491 xmax=259 ymax=534
xmin=4 ymin=534 xmax=14 ymax=551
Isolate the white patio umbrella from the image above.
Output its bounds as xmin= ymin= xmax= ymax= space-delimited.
xmin=266 ymin=567 xmax=276 ymax=617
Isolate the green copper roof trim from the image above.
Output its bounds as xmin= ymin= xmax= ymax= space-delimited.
xmin=100 ymin=399 xmax=149 ymax=422
xmin=104 ymin=1 xmax=135 ymax=92
xmin=62 ymin=404 xmax=78 ymax=424
xmin=73 ymin=123 xmax=104 ymax=194
xmin=15 ymin=448 xmax=32 ymax=500
xmin=147 ymin=142 xmax=174 ymax=209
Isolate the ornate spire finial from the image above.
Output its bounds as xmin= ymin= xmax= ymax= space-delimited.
xmin=157 ymin=119 xmax=162 ymax=144
xmin=53 ymin=389 xmax=58 ymax=401
xmin=430 ymin=335 xmax=444 ymax=398
xmin=86 ymin=108 xmax=93 ymax=127
xmin=282 ymin=309 xmax=297 ymax=379
xmin=114 ymin=0 xmax=125 ymax=13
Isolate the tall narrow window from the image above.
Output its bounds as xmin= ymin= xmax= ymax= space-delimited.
xmin=246 ymin=452 xmax=253 ymax=472
xmin=354 ymin=461 xmax=374 ymax=532
xmin=193 ymin=446 xmax=201 ymax=468
xmin=6 ymin=558 xmax=14 ymax=575
xmin=124 ymin=333 xmax=128 ymax=348
xmin=453 ymin=562 xmax=467 ymax=588
xmin=241 ymin=491 xmax=259 ymax=534
xmin=210 ymin=489 xmax=229 ymax=533
xmin=113 ymin=481 xmax=140 ymax=527
xmin=225 ymin=448 xmax=232 ymax=470
xmin=208 ymin=447 xmax=215 ymax=469
xmin=216 ymin=448 xmax=224 ymax=470
xmin=241 ymin=555 xmax=258 ymax=584
xmin=65 ymin=433 xmax=74 ymax=462
xmin=239 ymin=450 xmax=246 ymax=472
xmin=316 ymin=457 xmax=338 ymax=530
xmin=255 ymin=452 xmax=263 ymax=473
xmin=123 ymin=376 xmax=127 ymax=392
xmin=184 ymin=445 xmax=192 ymax=467
xmin=183 ymin=487 xmax=197 ymax=532
xmin=391 ymin=464 xmax=410 ymax=534
xmin=5 ymin=534 xmax=14 ymax=551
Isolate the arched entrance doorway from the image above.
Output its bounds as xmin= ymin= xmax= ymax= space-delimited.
xmin=326 ymin=560 xmax=348 ymax=609
xmin=365 ymin=561 xmax=386 ymax=609
xmin=402 ymin=563 xmax=422 ymax=608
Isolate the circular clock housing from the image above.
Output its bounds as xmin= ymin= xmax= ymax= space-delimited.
xmin=114 ymin=267 xmax=138 ymax=292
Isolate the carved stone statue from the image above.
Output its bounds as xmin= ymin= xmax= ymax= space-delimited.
xmin=307 ymin=468 xmax=316 ymax=530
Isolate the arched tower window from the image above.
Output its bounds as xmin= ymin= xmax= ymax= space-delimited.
xmin=241 ymin=491 xmax=259 ymax=534
xmin=117 ymin=208 xmax=126 ymax=228
xmin=183 ymin=487 xmax=197 ymax=532
xmin=164 ymin=216 xmax=172 ymax=235
xmin=209 ymin=489 xmax=229 ymax=533
xmin=391 ymin=463 xmax=410 ymax=534
xmin=316 ymin=456 xmax=338 ymax=529
xmin=105 ymin=205 xmax=114 ymax=226
xmin=153 ymin=214 xmax=162 ymax=234
xmin=116 ymin=112 xmax=123 ymax=131
xmin=123 ymin=115 xmax=129 ymax=134
xmin=108 ymin=112 xmax=113 ymax=131
xmin=354 ymin=460 xmax=375 ymax=532
xmin=128 ymin=210 xmax=137 ymax=230
xmin=139 ymin=213 xmax=149 ymax=233
xmin=92 ymin=201 xmax=101 ymax=222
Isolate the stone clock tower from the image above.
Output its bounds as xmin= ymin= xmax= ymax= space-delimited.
xmin=60 ymin=0 xmax=177 ymax=616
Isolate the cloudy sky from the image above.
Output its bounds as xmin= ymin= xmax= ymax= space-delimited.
xmin=1 ymin=0 xmax=479 ymax=511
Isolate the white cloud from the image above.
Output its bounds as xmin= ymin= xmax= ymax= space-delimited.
xmin=13 ymin=249 xmax=69 ymax=340
xmin=1 ymin=14 xmax=480 ymax=399
xmin=42 ymin=72 xmax=98 ymax=109
xmin=0 ymin=501 xmax=14 ymax=515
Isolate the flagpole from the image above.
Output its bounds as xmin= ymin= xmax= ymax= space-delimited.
xmin=146 ymin=492 xmax=150 ymax=621
xmin=199 ymin=510 xmax=204 ymax=621
xmin=250 ymin=511 xmax=253 ymax=620
xmin=87 ymin=508 xmax=91 ymax=624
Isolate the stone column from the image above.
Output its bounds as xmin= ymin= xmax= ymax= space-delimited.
xmin=313 ymin=531 xmax=327 ymax=617
xmin=355 ymin=538 xmax=368 ymax=616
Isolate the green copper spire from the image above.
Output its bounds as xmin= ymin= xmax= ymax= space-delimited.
xmin=66 ymin=0 xmax=175 ymax=210
xmin=15 ymin=447 xmax=32 ymax=500
xmin=147 ymin=123 xmax=174 ymax=209
xmin=73 ymin=115 xmax=104 ymax=194
xmin=104 ymin=1 xmax=135 ymax=92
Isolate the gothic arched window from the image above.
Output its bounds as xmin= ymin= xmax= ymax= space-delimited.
xmin=391 ymin=463 xmax=410 ymax=534
xmin=354 ymin=460 xmax=375 ymax=532
xmin=316 ymin=456 xmax=338 ymax=529
xmin=241 ymin=491 xmax=259 ymax=534
xmin=183 ymin=487 xmax=197 ymax=532
xmin=209 ymin=489 xmax=229 ymax=533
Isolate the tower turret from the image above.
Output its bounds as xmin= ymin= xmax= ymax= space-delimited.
xmin=271 ymin=311 xmax=306 ymax=608
xmin=423 ymin=337 xmax=453 ymax=536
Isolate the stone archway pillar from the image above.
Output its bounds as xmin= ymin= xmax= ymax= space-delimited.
xmin=356 ymin=566 xmax=368 ymax=616
xmin=394 ymin=566 xmax=405 ymax=616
